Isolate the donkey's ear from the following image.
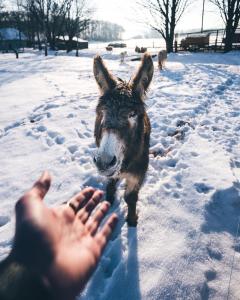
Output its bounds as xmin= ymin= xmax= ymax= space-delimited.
xmin=131 ymin=53 xmax=154 ymax=98
xmin=93 ymin=55 xmax=117 ymax=94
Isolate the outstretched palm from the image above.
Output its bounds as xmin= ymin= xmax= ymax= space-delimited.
xmin=12 ymin=172 xmax=118 ymax=300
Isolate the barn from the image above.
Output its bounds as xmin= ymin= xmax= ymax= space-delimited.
xmin=56 ymin=37 xmax=88 ymax=51
xmin=0 ymin=28 xmax=27 ymax=52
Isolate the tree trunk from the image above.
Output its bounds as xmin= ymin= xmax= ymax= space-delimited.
xmin=45 ymin=44 xmax=48 ymax=56
xmin=37 ymin=31 xmax=42 ymax=50
xmin=168 ymin=31 xmax=174 ymax=53
xmin=49 ymin=36 xmax=56 ymax=50
xmin=67 ymin=38 xmax=73 ymax=53
xmin=224 ymin=22 xmax=234 ymax=52
xmin=44 ymin=36 xmax=48 ymax=56
xmin=165 ymin=36 xmax=174 ymax=53
xmin=76 ymin=38 xmax=79 ymax=57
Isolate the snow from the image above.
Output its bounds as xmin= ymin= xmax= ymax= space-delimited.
xmin=0 ymin=48 xmax=240 ymax=299
xmin=58 ymin=36 xmax=88 ymax=42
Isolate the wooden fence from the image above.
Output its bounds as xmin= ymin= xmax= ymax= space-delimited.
xmin=175 ymin=28 xmax=240 ymax=52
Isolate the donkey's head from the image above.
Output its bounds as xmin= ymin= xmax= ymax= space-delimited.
xmin=93 ymin=53 xmax=153 ymax=177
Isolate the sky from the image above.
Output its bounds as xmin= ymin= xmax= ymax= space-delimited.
xmin=94 ymin=0 xmax=224 ymax=38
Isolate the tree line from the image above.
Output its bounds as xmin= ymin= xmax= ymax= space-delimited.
xmin=80 ymin=20 xmax=124 ymax=42
xmin=0 ymin=0 xmax=124 ymax=55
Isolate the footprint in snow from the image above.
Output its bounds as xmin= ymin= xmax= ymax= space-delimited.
xmin=33 ymin=104 xmax=45 ymax=112
xmin=28 ymin=125 xmax=66 ymax=147
xmin=46 ymin=130 xmax=65 ymax=146
xmin=233 ymin=243 xmax=240 ymax=253
xmin=29 ymin=112 xmax=51 ymax=123
xmin=43 ymin=103 xmax=60 ymax=111
xmin=232 ymin=160 xmax=240 ymax=168
xmin=194 ymin=183 xmax=213 ymax=194
xmin=204 ymin=270 xmax=217 ymax=282
xmin=67 ymin=113 xmax=76 ymax=118
xmin=68 ymin=145 xmax=78 ymax=154
xmin=191 ymin=151 xmax=199 ymax=157
xmin=0 ymin=215 xmax=10 ymax=227
xmin=4 ymin=120 xmax=24 ymax=133
xmin=207 ymin=246 xmax=222 ymax=261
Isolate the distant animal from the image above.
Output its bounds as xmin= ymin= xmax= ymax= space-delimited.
xmin=158 ymin=50 xmax=167 ymax=70
xmin=106 ymin=46 xmax=113 ymax=52
xmin=140 ymin=47 xmax=147 ymax=53
xmin=93 ymin=53 xmax=154 ymax=226
xmin=108 ymin=43 xmax=127 ymax=48
xmin=120 ymin=51 xmax=127 ymax=63
xmin=135 ymin=46 xmax=140 ymax=53
xmin=135 ymin=46 xmax=147 ymax=53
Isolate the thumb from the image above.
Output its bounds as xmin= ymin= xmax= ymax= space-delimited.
xmin=31 ymin=171 xmax=51 ymax=200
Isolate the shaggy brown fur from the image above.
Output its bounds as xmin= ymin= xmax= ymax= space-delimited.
xmin=158 ymin=50 xmax=167 ymax=70
xmin=93 ymin=53 xmax=153 ymax=226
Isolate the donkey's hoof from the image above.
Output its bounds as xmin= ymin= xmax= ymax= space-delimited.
xmin=126 ymin=216 xmax=138 ymax=227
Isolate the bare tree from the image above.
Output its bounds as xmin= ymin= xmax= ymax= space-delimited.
xmin=0 ymin=0 xmax=4 ymax=25
xmin=23 ymin=0 xmax=49 ymax=55
xmin=210 ymin=0 xmax=240 ymax=51
xmin=64 ymin=0 xmax=92 ymax=53
xmin=0 ymin=0 xmax=4 ymax=10
xmin=23 ymin=0 xmax=72 ymax=55
xmin=138 ymin=0 xmax=189 ymax=52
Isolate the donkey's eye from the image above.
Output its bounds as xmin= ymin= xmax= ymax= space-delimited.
xmin=128 ymin=111 xmax=137 ymax=118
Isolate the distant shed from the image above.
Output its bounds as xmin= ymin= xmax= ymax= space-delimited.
xmin=180 ymin=33 xmax=210 ymax=51
xmin=0 ymin=28 xmax=27 ymax=52
xmin=56 ymin=37 xmax=88 ymax=50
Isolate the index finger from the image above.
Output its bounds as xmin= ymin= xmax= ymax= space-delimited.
xmin=67 ymin=187 xmax=96 ymax=212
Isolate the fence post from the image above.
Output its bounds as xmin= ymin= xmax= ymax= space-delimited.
xmin=214 ymin=30 xmax=219 ymax=52
xmin=174 ymin=33 xmax=178 ymax=52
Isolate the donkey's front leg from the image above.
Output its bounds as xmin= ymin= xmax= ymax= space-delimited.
xmin=124 ymin=175 xmax=142 ymax=226
xmin=106 ymin=178 xmax=118 ymax=205
xmin=125 ymin=190 xmax=139 ymax=227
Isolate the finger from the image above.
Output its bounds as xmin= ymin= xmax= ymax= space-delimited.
xmin=86 ymin=201 xmax=110 ymax=236
xmin=77 ymin=190 xmax=103 ymax=223
xmin=28 ymin=171 xmax=51 ymax=201
xmin=67 ymin=187 xmax=96 ymax=212
xmin=96 ymin=213 xmax=118 ymax=249
xmin=15 ymin=171 xmax=51 ymax=221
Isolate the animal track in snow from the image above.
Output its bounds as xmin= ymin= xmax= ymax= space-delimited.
xmin=194 ymin=183 xmax=213 ymax=194
xmin=207 ymin=246 xmax=222 ymax=261
xmin=0 ymin=216 xmax=10 ymax=227
xmin=205 ymin=270 xmax=217 ymax=282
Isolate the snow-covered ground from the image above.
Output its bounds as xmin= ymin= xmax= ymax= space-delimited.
xmin=0 ymin=48 xmax=240 ymax=299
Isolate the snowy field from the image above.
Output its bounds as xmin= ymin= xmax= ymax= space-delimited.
xmin=0 ymin=48 xmax=240 ymax=299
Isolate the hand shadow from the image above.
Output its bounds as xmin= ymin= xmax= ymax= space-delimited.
xmin=80 ymin=217 xmax=141 ymax=300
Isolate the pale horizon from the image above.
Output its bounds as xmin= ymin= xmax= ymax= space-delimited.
xmin=94 ymin=0 xmax=224 ymax=39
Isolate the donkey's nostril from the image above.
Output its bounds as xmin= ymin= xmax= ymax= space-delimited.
xmin=93 ymin=156 xmax=97 ymax=163
xmin=109 ymin=156 xmax=117 ymax=167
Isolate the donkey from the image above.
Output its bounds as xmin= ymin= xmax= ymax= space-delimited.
xmin=158 ymin=50 xmax=167 ymax=70
xmin=93 ymin=53 xmax=154 ymax=226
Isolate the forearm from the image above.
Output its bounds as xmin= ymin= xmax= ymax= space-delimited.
xmin=0 ymin=256 xmax=54 ymax=300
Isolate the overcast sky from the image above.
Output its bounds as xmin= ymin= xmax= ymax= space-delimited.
xmin=94 ymin=0 xmax=224 ymax=38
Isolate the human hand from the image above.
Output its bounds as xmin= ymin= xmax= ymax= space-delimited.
xmin=11 ymin=171 xmax=118 ymax=300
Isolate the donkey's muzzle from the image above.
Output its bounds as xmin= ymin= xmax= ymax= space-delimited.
xmin=93 ymin=154 xmax=117 ymax=172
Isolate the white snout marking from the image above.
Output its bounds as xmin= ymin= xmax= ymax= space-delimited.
xmin=128 ymin=116 xmax=137 ymax=128
xmin=99 ymin=131 xmax=124 ymax=160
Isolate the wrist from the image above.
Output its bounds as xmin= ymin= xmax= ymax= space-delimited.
xmin=0 ymin=256 xmax=54 ymax=300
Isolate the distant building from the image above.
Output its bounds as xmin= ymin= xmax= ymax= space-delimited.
xmin=56 ymin=37 xmax=88 ymax=51
xmin=0 ymin=28 xmax=27 ymax=52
